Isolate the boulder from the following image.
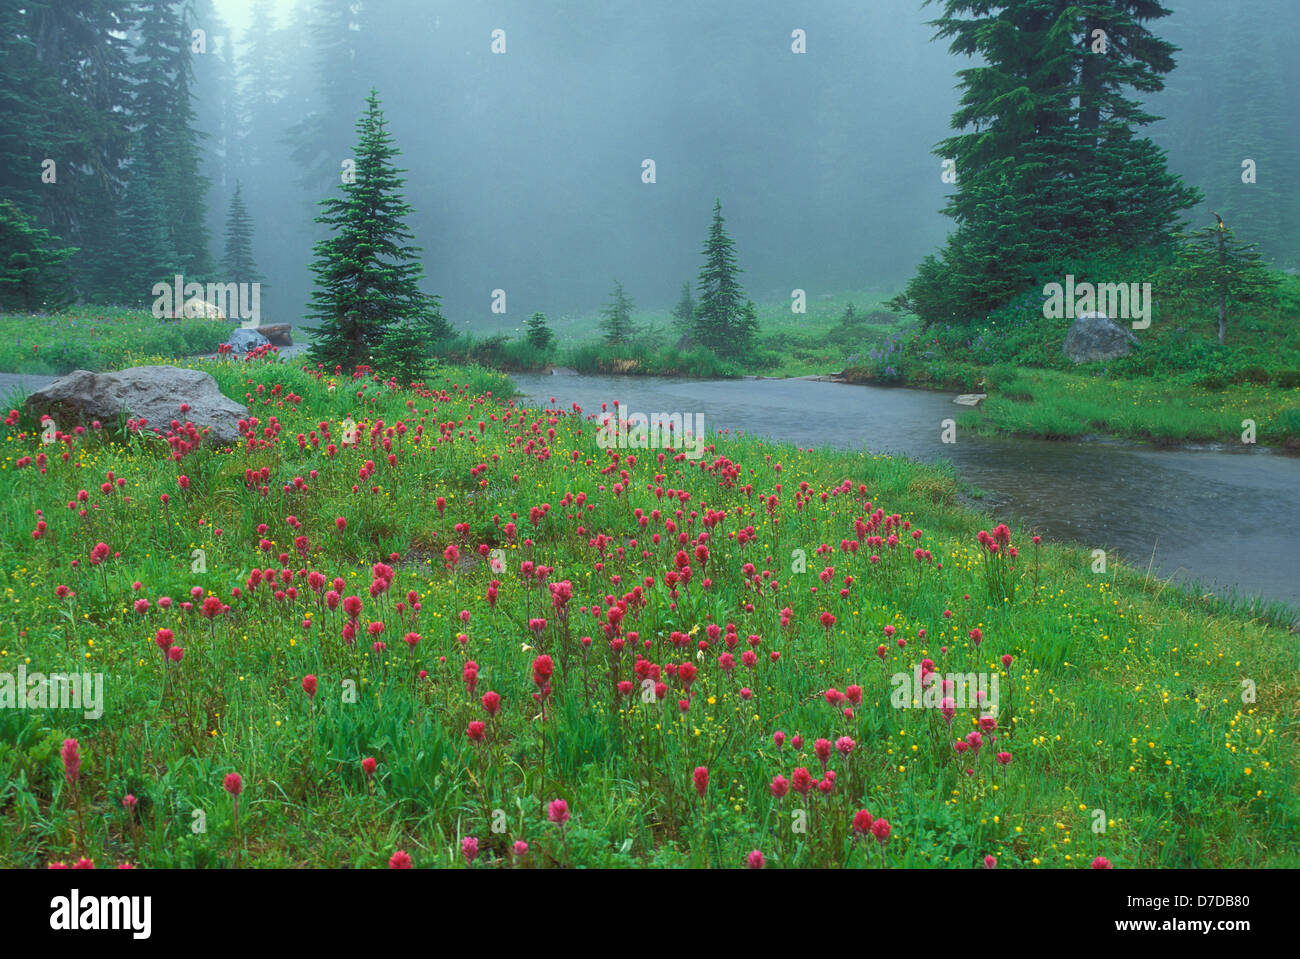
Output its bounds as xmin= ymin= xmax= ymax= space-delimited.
xmin=179 ymin=297 xmax=225 ymax=319
xmin=24 ymin=365 xmax=247 ymax=445
xmin=1063 ymin=312 xmax=1138 ymax=363
xmin=225 ymin=327 xmax=270 ymax=353
xmin=256 ymin=323 xmax=293 ymax=346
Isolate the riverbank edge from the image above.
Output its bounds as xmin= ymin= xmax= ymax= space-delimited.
xmin=830 ymin=368 xmax=1300 ymax=453
xmin=520 ymin=366 xmax=1300 ymax=455
xmin=6 ymin=346 xmax=1297 ymax=455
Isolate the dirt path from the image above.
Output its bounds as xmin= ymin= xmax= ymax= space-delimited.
xmin=0 ymin=372 xmax=55 ymax=402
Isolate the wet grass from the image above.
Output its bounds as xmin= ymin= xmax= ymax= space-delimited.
xmin=0 ymin=353 xmax=1295 ymax=868
xmin=957 ymin=369 xmax=1300 ymax=447
xmin=0 ymin=308 xmax=235 ymax=375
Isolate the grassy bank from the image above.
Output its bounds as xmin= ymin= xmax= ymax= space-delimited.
xmin=0 ymin=308 xmax=237 ymax=375
xmin=437 ymin=290 xmax=909 ymax=379
xmin=0 ymin=352 xmax=1295 ymax=868
xmin=12 ymin=285 xmax=1299 ymax=450
xmin=842 ymin=270 xmax=1300 ymax=448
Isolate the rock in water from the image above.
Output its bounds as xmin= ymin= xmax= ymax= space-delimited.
xmin=257 ymin=323 xmax=293 ymax=346
xmin=24 ymin=366 xmax=247 ymax=445
xmin=225 ymin=327 xmax=270 ymax=353
xmin=1063 ymin=311 xmax=1138 ymax=363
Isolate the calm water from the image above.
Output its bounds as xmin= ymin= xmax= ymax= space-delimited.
xmin=513 ymin=373 xmax=1300 ymax=610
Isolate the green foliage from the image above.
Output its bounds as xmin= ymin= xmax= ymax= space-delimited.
xmin=130 ymin=0 xmax=211 ymax=279
xmin=103 ymin=154 xmax=177 ymax=308
xmin=0 ymin=200 xmax=77 ymax=312
xmin=221 ymin=182 xmax=261 ymax=285
xmin=371 ymin=316 xmax=440 ymax=386
xmin=670 ymin=282 xmax=694 ymax=334
xmin=1 ymin=357 xmax=1296 ymax=867
xmin=304 ymin=90 xmax=450 ymax=374
xmin=0 ymin=307 xmax=231 ymax=376
xmin=1164 ymin=219 xmax=1277 ymax=344
xmin=0 ymin=1 xmax=133 ymax=299
xmin=692 ymin=199 xmax=757 ymax=358
xmin=525 ymin=312 xmax=555 ymax=351
xmin=903 ymin=0 xmax=1200 ymax=326
xmin=599 ymin=280 xmax=637 ymax=346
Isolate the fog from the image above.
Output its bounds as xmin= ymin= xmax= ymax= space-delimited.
xmin=194 ymin=0 xmax=1300 ymax=328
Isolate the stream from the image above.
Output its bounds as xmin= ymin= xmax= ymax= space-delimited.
xmin=512 ymin=373 xmax=1300 ymax=611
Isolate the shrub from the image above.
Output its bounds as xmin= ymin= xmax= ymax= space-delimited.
xmin=1232 ymin=365 xmax=1271 ymax=386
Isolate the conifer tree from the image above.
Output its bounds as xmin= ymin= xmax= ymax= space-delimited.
xmin=526 ymin=311 xmax=555 ymax=350
xmin=899 ymin=0 xmax=1200 ymax=325
xmin=671 ymin=281 xmax=695 ymax=334
xmin=692 ymin=199 xmax=756 ymax=357
xmin=0 ymin=200 xmax=77 ymax=312
xmin=600 ymin=281 xmax=636 ymax=346
xmin=0 ymin=1 xmax=133 ymax=300
xmin=222 ymin=182 xmax=260 ymax=284
xmin=289 ymin=0 xmax=369 ymax=195
xmin=304 ymin=90 xmax=449 ymax=373
xmin=130 ymin=0 xmax=211 ymax=278
xmin=371 ymin=316 xmax=437 ymax=385
xmin=1169 ymin=216 xmax=1276 ymax=345
xmin=109 ymin=153 xmax=178 ymax=306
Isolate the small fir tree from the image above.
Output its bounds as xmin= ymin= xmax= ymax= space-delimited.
xmin=304 ymin=89 xmax=449 ymax=373
xmin=526 ymin=311 xmax=555 ymax=350
xmin=600 ymin=280 xmax=636 ymax=346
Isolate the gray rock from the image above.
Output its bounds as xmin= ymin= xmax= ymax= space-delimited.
xmin=225 ymin=327 xmax=271 ymax=353
xmin=24 ymin=365 xmax=248 ymax=444
xmin=257 ymin=323 xmax=293 ymax=346
xmin=1063 ymin=311 xmax=1138 ymax=363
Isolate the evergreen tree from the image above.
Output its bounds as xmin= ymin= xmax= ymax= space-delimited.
xmin=526 ymin=311 xmax=555 ymax=350
xmin=289 ymin=0 xmax=369 ymax=196
xmin=237 ymin=0 xmax=315 ymax=323
xmin=671 ymin=281 xmax=695 ymax=334
xmin=1169 ymin=215 xmax=1276 ymax=345
xmin=599 ymin=280 xmax=636 ymax=346
xmin=372 ymin=316 xmax=439 ymax=385
xmin=130 ymin=0 xmax=211 ymax=278
xmin=222 ymin=182 xmax=260 ymax=284
xmin=900 ymin=0 xmax=1200 ymax=325
xmin=0 ymin=200 xmax=78 ymax=312
xmin=109 ymin=153 xmax=177 ymax=307
xmin=236 ymin=0 xmax=290 ymax=176
xmin=304 ymin=90 xmax=449 ymax=373
xmin=0 ymin=1 xmax=134 ymax=300
xmin=191 ymin=0 xmax=238 ymax=244
xmin=692 ymin=199 xmax=755 ymax=357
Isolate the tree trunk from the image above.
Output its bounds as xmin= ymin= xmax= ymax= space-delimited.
xmin=1217 ymin=228 xmax=1227 ymax=344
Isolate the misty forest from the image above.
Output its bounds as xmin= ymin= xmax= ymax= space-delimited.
xmin=0 ymin=0 xmax=1297 ymax=874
